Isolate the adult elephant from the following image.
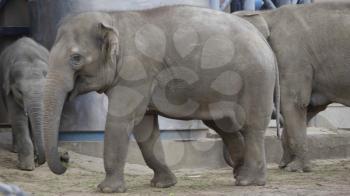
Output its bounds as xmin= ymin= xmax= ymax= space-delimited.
xmin=233 ymin=2 xmax=350 ymax=172
xmin=42 ymin=6 xmax=279 ymax=193
xmin=0 ymin=37 xmax=48 ymax=170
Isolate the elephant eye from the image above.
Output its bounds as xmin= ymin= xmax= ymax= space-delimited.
xmin=70 ymin=53 xmax=83 ymax=69
xmin=70 ymin=54 xmax=81 ymax=63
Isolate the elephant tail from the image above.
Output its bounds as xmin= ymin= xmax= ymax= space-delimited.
xmin=274 ymin=58 xmax=281 ymax=139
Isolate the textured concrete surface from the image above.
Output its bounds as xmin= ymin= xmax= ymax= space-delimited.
xmin=2 ymin=149 xmax=350 ymax=195
xmin=1 ymin=127 xmax=350 ymax=169
xmin=59 ymin=127 xmax=350 ymax=168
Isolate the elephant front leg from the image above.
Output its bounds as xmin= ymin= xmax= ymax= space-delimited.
xmin=98 ymin=85 xmax=150 ymax=193
xmin=97 ymin=118 xmax=131 ymax=193
xmin=8 ymin=99 xmax=35 ymax=171
xmin=133 ymin=114 xmax=177 ymax=188
xmin=235 ymin=129 xmax=266 ymax=186
xmin=280 ymin=102 xmax=310 ymax=172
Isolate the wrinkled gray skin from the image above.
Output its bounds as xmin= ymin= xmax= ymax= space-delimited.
xmin=0 ymin=37 xmax=48 ymax=170
xmin=235 ymin=2 xmax=350 ymax=172
xmin=43 ymin=6 xmax=277 ymax=193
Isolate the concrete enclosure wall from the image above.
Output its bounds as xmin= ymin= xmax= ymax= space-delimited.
xmin=0 ymin=0 xmax=30 ymax=124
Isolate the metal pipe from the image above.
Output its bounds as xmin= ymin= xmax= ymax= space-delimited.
xmin=263 ymin=0 xmax=277 ymax=9
xmin=0 ymin=27 xmax=30 ymax=36
xmin=220 ymin=0 xmax=231 ymax=11
xmin=209 ymin=0 xmax=221 ymax=10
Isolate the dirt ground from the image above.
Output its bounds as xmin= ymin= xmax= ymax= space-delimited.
xmin=1 ymin=147 xmax=350 ymax=196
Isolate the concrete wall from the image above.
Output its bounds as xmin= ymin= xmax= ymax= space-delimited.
xmin=309 ymin=104 xmax=350 ymax=129
xmin=0 ymin=0 xmax=30 ymax=125
xmin=59 ymin=128 xmax=350 ymax=169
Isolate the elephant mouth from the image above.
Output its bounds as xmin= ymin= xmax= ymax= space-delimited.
xmin=67 ymin=82 xmax=107 ymax=101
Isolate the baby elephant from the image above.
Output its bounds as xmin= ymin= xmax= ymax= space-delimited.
xmin=0 ymin=37 xmax=48 ymax=170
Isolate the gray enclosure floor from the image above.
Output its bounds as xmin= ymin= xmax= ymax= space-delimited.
xmin=1 ymin=147 xmax=350 ymax=195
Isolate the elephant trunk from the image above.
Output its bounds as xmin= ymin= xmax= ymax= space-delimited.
xmin=43 ymin=72 xmax=71 ymax=174
xmin=25 ymin=91 xmax=46 ymax=165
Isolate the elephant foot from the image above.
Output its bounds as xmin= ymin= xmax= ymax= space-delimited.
xmin=234 ymin=165 xmax=266 ymax=186
xmin=151 ymin=170 xmax=177 ymax=188
xmin=278 ymin=152 xmax=293 ymax=169
xmin=11 ymin=144 xmax=18 ymax=153
xmin=97 ymin=178 xmax=126 ymax=193
xmin=284 ymin=159 xmax=311 ymax=173
xmin=17 ymin=159 xmax=35 ymax=171
xmin=236 ymin=177 xmax=266 ymax=186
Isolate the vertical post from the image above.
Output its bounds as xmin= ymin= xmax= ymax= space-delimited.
xmin=274 ymin=0 xmax=291 ymax=7
xmin=244 ymin=0 xmax=256 ymax=10
xmin=220 ymin=0 xmax=231 ymax=11
xmin=209 ymin=0 xmax=231 ymax=11
xmin=209 ymin=0 xmax=221 ymax=10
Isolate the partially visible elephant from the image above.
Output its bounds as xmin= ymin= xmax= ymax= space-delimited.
xmin=235 ymin=2 xmax=350 ymax=172
xmin=0 ymin=37 xmax=48 ymax=170
xmin=42 ymin=6 xmax=278 ymax=193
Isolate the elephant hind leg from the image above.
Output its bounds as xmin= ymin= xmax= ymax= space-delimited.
xmin=133 ymin=114 xmax=177 ymax=188
xmin=223 ymin=144 xmax=234 ymax=168
xmin=278 ymin=126 xmax=294 ymax=169
xmin=202 ymin=120 xmax=245 ymax=179
xmin=280 ymin=100 xmax=311 ymax=172
xmin=280 ymin=104 xmax=328 ymax=170
xmin=204 ymin=119 xmax=267 ymax=186
xmin=236 ymin=127 xmax=267 ymax=186
xmin=279 ymin=69 xmax=313 ymax=172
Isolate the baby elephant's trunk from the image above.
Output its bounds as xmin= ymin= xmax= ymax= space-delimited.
xmin=25 ymin=91 xmax=46 ymax=165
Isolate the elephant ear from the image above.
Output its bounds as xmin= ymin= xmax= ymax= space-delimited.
xmin=234 ymin=11 xmax=270 ymax=39
xmin=98 ymin=22 xmax=120 ymax=88
xmin=99 ymin=22 xmax=120 ymax=66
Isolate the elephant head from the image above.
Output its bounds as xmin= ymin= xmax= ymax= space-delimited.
xmin=43 ymin=12 xmax=120 ymax=174
xmin=234 ymin=11 xmax=270 ymax=39
xmin=1 ymin=38 xmax=49 ymax=165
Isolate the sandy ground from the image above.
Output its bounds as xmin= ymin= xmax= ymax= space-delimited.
xmin=1 ymin=146 xmax=350 ymax=196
